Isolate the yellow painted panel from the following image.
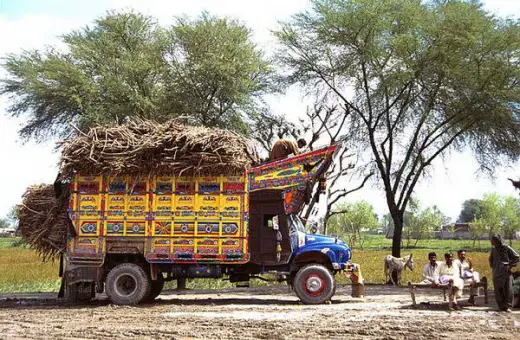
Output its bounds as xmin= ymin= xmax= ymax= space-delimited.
xmin=77 ymin=220 xmax=102 ymax=236
xmin=196 ymin=194 xmax=220 ymax=211
xmin=125 ymin=221 xmax=147 ymax=236
xmin=172 ymin=221 xmax=195 ymax=236
xmin=105 ymin=220 xmax=125 ymax=236
xmin=152 ymin=220 xmax=173 ymax=236
xmin=195 ymin=238 xmax=219 ymax=255
xmin=171 ymin=237 xmax=195 ymax=256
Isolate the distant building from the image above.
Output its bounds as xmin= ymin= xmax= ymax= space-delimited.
xmin=0 ymin=228 xmax=16 ymax=237
xmin=435 ymin=223 xmax=488 ymax=240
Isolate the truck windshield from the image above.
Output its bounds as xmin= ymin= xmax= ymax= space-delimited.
xmin=287 ymin=214 xmax=306 ymax=233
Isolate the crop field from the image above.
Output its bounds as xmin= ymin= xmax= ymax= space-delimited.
xmin=1 ymin=236 xmax=518 ymax=293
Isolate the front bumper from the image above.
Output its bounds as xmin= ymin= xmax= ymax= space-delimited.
xmin=332 ymin=262 xmax=349 ymax=270
xmin=343 ymin=263 xmax=364 ymax=284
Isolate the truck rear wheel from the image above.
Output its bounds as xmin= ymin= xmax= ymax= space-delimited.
xmin=144 ymin=274 xmax=164 ymax=302
xmin=105 ymin=263 xmax=151 ymax=305
xmin=293 ymin=264 xmax=335 ymax=304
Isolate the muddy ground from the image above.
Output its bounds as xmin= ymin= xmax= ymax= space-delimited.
xmin=0 ymin=285 xmax=519 ymax=339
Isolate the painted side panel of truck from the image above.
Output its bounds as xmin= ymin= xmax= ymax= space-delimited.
xmin=68 ymin=175 xmax=249 ymax=264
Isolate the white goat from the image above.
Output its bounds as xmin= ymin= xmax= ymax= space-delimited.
xmin=384 ymin=254 xmax=414 ymax=285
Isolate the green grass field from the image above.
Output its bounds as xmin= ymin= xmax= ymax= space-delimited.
xmin=1 ymin=236 xmax=518 ymax=293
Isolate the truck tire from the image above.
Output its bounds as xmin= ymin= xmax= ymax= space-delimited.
xmin=293 ymin=264 xmax=335 ymax=304
xmin=144 ymin=274 xmax=164 ymax=302
xmin=105 ymin=263 xmax=151 ymax=305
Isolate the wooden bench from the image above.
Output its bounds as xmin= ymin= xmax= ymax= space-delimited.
xmin=408 ymin=276 xmax=488 ymax=310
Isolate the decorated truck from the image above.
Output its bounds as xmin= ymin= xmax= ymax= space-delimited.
xmin=32 ymin=120 xmax=355 ymax=305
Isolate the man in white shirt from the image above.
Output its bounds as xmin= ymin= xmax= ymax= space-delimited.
xmin=455 ymin=249 xmax=480 ymax=305
xmin=439 ymin=252 xmax=465 ymax=309
xmin=420 ymin=252 xmax=440 ymax=285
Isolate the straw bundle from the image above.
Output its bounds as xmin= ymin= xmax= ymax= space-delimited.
xmin=59 ymin=119 xmax=260 ymax=177
xmin=18 ymin=184 xmax=70 ymax=261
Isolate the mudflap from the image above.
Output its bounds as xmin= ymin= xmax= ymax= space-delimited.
xmin=58 ymin=261 xmax=104 ymax=299
xmin=57 ymin=253 xmax=65 ymax=299
xmin=58 ymin=277 xmax=66 ymax=299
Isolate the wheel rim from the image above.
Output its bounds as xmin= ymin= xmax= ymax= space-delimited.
xmin=114 ymin=273 xmax=138 ymax=297
xmin=304 ymin=274 xmax=325 ymax=296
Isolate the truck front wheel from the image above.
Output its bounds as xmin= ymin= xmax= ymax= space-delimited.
xmin=105 ymin=263 xmax=151 ymax=305
xmin=293 ymin=264 xmax=335 ymax=304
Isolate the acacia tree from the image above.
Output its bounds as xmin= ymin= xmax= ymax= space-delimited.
xmin=298 ymin=102 xmax=374 ymax=233
xmin=405 ymin=201 xmax=445 ymax=247
xmin=458 ymin=199 xmax=485 ymax=223
xmin=276 ymin=0 xmax=520 ymax=259
xmin=250 ymin=99 xmax=373 ymax=234
xmin=250 ymin=110 xmax=300 ymax=154
xmin=327 ymin=200 xmax=378 ymax=249
xmin=501 ymin=196 xmax=520 ymax=245
xmin=1 ymin=11 xmax=274 ymax=140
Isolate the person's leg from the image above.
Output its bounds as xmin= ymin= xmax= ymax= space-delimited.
xmin=473 ymin=272 xmax=480 ymax=283
xmin=452 ymin=287 xmax=460 ymax=309
xmin=505 ymin=275 xmax=513 ymax=311
xmin=468 ymin=279 xmax=478 ymax=304
xmin=494 ymin=277 xmax=506 ymax=311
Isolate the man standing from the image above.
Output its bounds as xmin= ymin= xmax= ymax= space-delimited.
xmin=270 ymin=138 xmax=307 ymax=161
xmin=420 ymin=252 xmax=440 ymax=286
xmin=489 ymin=233 xmax=520 ymax=312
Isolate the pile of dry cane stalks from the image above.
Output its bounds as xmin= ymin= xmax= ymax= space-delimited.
xmin=17 ymin=119 xmax=259 ymax=260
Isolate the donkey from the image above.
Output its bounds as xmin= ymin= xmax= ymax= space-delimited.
xmin=384 ymin=254 xmax=414 ymax=285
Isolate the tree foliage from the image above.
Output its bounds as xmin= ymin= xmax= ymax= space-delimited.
xmin=0 ymin=219 xmax=9 ymax=230
xmin=404 ymin=200 xmax=446 ymax=247
xmin=470 ymin=193 xmax=520 ymax=245
xmin=1 ymin=11 xmax=275 ymax=140
xmin=328 ymin=200 xmax=378 ymax=248
xmin=276 ymin=0 xmax=520 ymax=257
xmin=502 ymin=196 xmax=520 ymax=243
xmin=458 ymin=198 xmax=485 ymax=222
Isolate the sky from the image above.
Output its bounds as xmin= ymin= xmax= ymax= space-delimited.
xmin=0 ymin=0 xmax=519 ymax=222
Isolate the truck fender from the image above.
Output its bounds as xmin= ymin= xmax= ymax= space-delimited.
xmin=292 ymin=246 xmax=338 ymax=270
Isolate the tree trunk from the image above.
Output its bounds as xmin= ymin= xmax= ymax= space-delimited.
xmin=389 ymin=209 xmax=404 ymax=285
xmin=391 ymin=213 xmax=404 ymax=258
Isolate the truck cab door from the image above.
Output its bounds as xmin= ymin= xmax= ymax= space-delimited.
xmin=248 ymin=190 xmax=292 ymax=265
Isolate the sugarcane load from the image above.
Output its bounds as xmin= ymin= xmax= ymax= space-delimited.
xmin=18 ymin=118 xmax=356 ymax=305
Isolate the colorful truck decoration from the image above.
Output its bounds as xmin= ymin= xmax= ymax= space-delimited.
xmin=61 ymin=143 xmax=354 ymax=305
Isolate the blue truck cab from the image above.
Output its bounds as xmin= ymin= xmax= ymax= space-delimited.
xmin=226 ymin=143 xmax=353 ymax=304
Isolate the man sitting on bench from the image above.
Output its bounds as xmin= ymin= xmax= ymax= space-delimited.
xmin=420 ymin=252 xmax=440 ymax=286
xmin=439 ymin=252 xmax=465 ymax=310
xmin=455 ymin=249 xmax=480 ymax=305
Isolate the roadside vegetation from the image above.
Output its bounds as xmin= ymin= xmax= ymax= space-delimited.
xmin=2 ymin=236 xmax=517 ymax=293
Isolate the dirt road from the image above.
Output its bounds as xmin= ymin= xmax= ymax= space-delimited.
xmin=0 ymin=285 xmax=519 ymax=339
